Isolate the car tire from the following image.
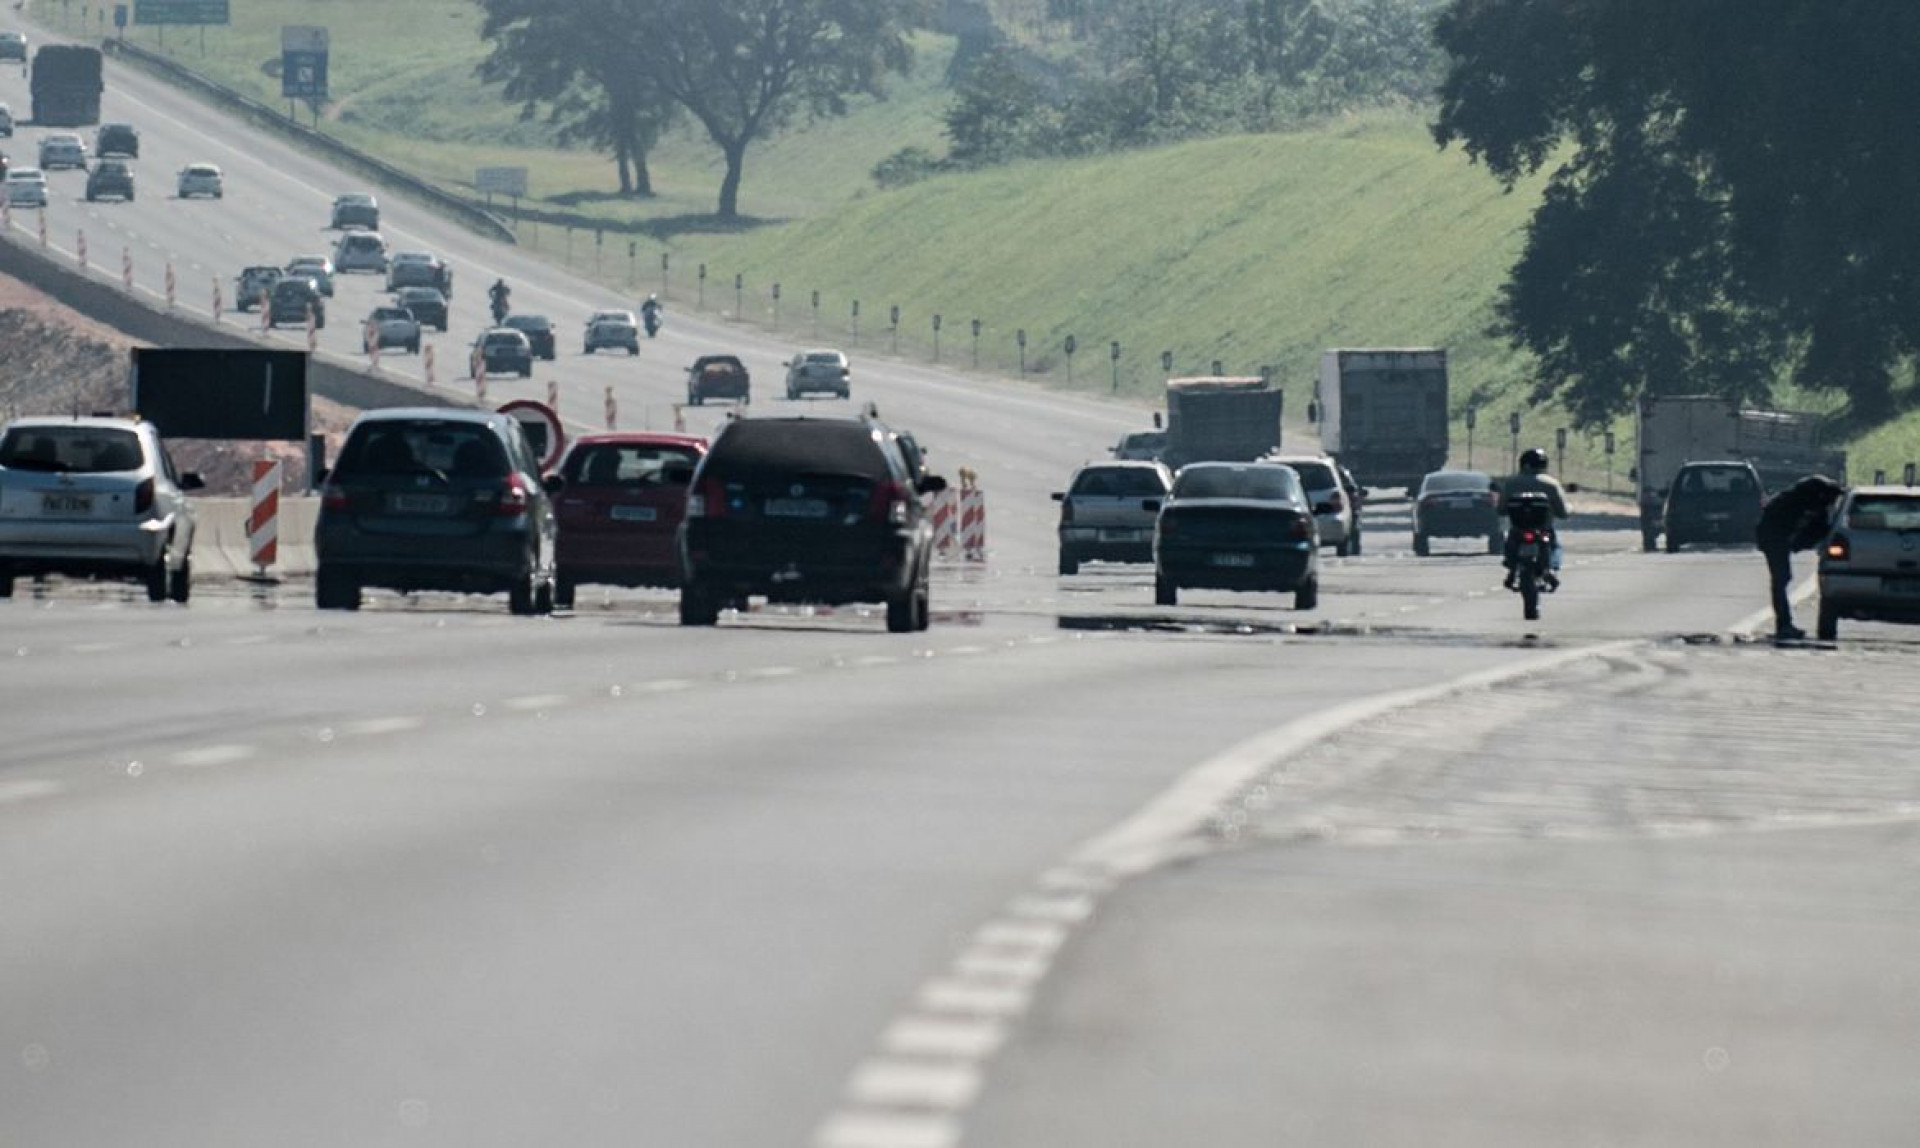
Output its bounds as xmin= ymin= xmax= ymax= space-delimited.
xmin=509 ymin=572 xmax=538 ymax=616
xmin=913 ymin=581 xmax=932 ymax=632
xmin=679 ymin=581 xmax=719 ymax=626
xmin=534 ymin=576 xmax=555 ymax=616
xmin=1154 ymin=576 xmax=1176 ymax=607
xmin=1058 ymin=551 xmax=1079 ymax=576
xmin=1642 ymin=528 xmax=1658 ymax=552
xmin=886 ymin=586 xmax=916 ymax=634
xmin=1486 ymin=531 xmax=1502 ymax=554
xmin=315 ymin=567 xmax=360 ymax=611
xmin=1335 ymin=537 xmax=1351 ymax=558
xmin=1295 ymin=577 xmax=1319 ymax=611
xmin=554 ymin=572 xmax=577 ymax=611
xmin=145 ymin=544 xmax=170 ymax=603
xmin=1665 ymin=534 xmax=1682 ymax=554
xmin=838 ymin=389 xmax=850 ymax=399
xmin=409 ymin=340 xmax=420 ymax=354
xmin=520 ymin=366 xmax=532 ymax=378
xmin=0 ymin=565 xmax=13 ymax=599
xmin=627 ymin=346 xmax=638 ymax=356
xmin=1413 ymin=532 xmax=1429 ymax=557
xmin=1817 ymin=601 xmax=1839 ymax=642
xmin=167 ymin=556 xmax=191 ymax=604
xmin=787 ymin=389 xmax=797 ymax=401
xmin=691 ymin=394 xmax=704 ymax=407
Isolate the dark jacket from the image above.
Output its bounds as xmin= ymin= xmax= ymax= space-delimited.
xmin=1756 ymin=475 xmax=1845 ymax=551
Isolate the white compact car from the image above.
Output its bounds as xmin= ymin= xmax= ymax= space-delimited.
xmin=3 ymin=166 xmax=48 ymax=207
xmin=36 ymin=133 xmax=85 ymax=170
xmin=176 ymin=162 xmax=224 ymax=199
xmin=333 ymin=230 xmax=389 ymax=274
xmin=0 ymin=416 xmax=203 ymax=601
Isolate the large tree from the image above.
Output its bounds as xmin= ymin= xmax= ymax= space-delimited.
xmin=1432 ymin=1 xmax=1920 ymax=423
xmin=633 ymin=0 xmax=923 ymax=219
xmin=475 ymin=0 xmax=675 ymax=197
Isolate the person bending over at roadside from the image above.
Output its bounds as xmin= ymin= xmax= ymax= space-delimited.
xmin=1755 ymin=474 xmax=1845 ymax=640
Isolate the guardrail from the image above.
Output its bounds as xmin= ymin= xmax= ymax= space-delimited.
xmin=99 ymin=39 xmax=517 ymax=246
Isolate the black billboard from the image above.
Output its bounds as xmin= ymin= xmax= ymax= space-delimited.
xmin=130 ymin=348 xmax=309 ymax=440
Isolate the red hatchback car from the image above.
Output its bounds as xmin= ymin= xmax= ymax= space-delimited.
xmin=550 ymin=432 xmax=707 ymax=607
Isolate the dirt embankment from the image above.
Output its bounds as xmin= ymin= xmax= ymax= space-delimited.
xmin=0 ymin=273 xmax=357 ymax=494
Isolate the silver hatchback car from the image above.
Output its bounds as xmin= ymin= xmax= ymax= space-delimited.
xmin=1816 ymin=486 xmax=1920 ymax=640
xmin=0 ymin=417 xmax=203 ymax=601
xmin=1054 ymin=460 xmax=1173 ymax=575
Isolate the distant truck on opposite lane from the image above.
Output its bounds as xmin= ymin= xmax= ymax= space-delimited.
xmin=30 ymin=45 xmax=103 ymax=127
xmin=1161 ymin=376 xmax=1283 ymax=469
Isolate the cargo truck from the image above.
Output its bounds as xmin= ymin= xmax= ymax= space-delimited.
xmin=1634 ymin=394 xmax=1846 ymax=551
xmin=31 ymin=45 xmax=103 ymax=127
xmin=1161 ymin=376 xmax=1283 ymax=469
xmin=1314 ymin=348 xmax=1449 ymax=492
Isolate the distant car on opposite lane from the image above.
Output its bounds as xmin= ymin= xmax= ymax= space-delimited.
xmin=1153 ymin=461 xmax=1319 ymax=609
xmin=235 ymin=265 xmax=282 ymax=311
xmin=83 ymin=159 xmax=133 ymax=202
xmin=0 ymin=32 xmax=26 ymax=63
xmin=176 ymin=162 xmax=223 ymax=199
xmin=785 ymin=349 xmax=851 ymax=399
xmin=1054 ymin=460 xmax=1172 ymax=575
xmin=585 ymin=310 xmax=640 ymax=355
xmin=330 ymin=192 xmax=379 ymax=230
xmin=364 ymin=306 xmax=421 ymax=354
xmin=687 ymin=354 xmax=750 ymax=405
xmin=286 ymin=254 xmax=336 ymax=296
xmin=0 ymin=416 xmax=203 ymax=602
xmin=94 ymin=122 xmax=138 ymax=158
xmin=1111 ymin=430 xmax=1167 ymax=461
xmin=386 ymin=251 xmax=452 ymax=295
xmin=1412 ymin=469 xmax=1502 ymax=555
xmin=549 ymin=432 xmax=707 ymax=607
xmin=36 ymin=133 xmax=84 ymax=170
xmin=3 ymin=166 xmax=48 ymax=207
xmin=1663 ymin=460 xmax=1763 ymax=552
xmin=471 ymin=327 xmax=533 ymax=378
xmin=501 ymin=313 xmax=556 ymax=361
xmin=267 ymin=277 xmax=326 ymax=328
xmin=393 ymin=286 xmax=449 ymax=332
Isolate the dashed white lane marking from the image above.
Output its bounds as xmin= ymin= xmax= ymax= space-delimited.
xmin=166 ymin=744 xmax=256 ymax=769
xmin=813 ymin=1111 xmax=960 ymax=1148
xmin=503 ymin=693 xmax=570 ymax=712
xmin=814 ymin=639 xmax=1645 ymax=1147
xmin=0 ymin=779 xmax=65 ymax=807
xmin=633 ymin=678 xmax=694 ymax=694
xmin=883 ymin=1017 xmax=1006 ymax=1060
xmin=744 ymin=665 xmax=800 ymax=679
xmin=851 ymin=655 xmax=899 ymax=668
xmin=68 ymin=642 xmax=126 ymax=654
xmin=224 ymin=634 xmax=272 ymax=646
xmin=343 ymin=716 xmax=425 ymax=737
xmin=847 ymin=1059 xmax=982 ymax=1110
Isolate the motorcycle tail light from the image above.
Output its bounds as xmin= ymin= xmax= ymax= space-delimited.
xmin=1522 ymin=529 xmax=1539 ymax=543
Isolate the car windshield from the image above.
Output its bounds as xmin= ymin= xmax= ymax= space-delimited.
xmin=706 ymin=420 xmax=888 ymax=480
xmin=1173 ymin=465 xmax=1300 ymax=501
xmin=506 ymin=316 xmax=550 ymax=331
xmin=1679 ymin=467 xmax=1758 ymax=494
xmin=372 ymin=308 xmax=409 ymax=321
xmin=335 ymin=422 xmax=506 ymax=479
xmin=1423 ymin=471 xmax=1493 ymax=493
xmin=1847 ymin=495 xmax=1920 ymax=531
xmin=563 ymin=443 xmax=701 ymax=486
xmin=1121 ymin=432 xmax=1165 ymax=449
xmin=0 ymin=426 xmax=143 ymax=473
xmin=1070 ymin=467 xmax=1166 ymax=497
xmin=1278 ymin=460 xmax=1335 ymax=488
xmin=484 ymin=333 xmax=522 ymax=348
xmin=805 ymin=352 xmax=843 ymax=364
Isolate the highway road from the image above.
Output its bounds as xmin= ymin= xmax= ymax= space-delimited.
xmin=3 ymin=23 xmax=1920 ymax=1148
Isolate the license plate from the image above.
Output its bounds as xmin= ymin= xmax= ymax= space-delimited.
xmin=764 ymin=498 xmax=830 ymax=519
xmin=1097 ymin=528 xmax=1138 ymax=542
xmin=610 ymin=504 xmax=658 ymax=523
xmin=389 ymin=493 xmax=452 ymax=514
xmin=1516 ymin=543 xmax=1541 ymax=560
xmin=1705 ymin=512 xmax=1730 ymax=521
xmin=1209 ymin=552 xmax=1255 ymax=568
xmin=42 ymin=493 xmax=92 ymax=515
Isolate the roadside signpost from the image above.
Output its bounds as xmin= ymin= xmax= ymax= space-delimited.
xmin=497 ymin=400 xmax=565 ymax=473
xmin=135 ymin=0 xmax=227 ymax=24
xmin=281 ymin=25 xmax=328 ymax=124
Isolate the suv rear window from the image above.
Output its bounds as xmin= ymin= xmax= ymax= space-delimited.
xmin=1422 ymin=472 xmax=1492 ymax=494
xmin=335 ymin=421 xmax=508 ymax=480
xmin=1677 ymin=466 xmax=1758 ymax=494
xmin=1847 ymin=495 xmax=1920 ymax=531
xmin=705 ymin=420 xmax=890 ymax=480
xmin=1070 ymin=467 xmax=1166 ymax=497
xmin=1279 ymin=461 xmax=1336 ymax=488
xmin=564 ymin=443 xmax=701 ymax=486
xmin=0 ymin=426 xmax=143 ymax=473
xmin=1173 ymin=465 xmax=1301 ymax=501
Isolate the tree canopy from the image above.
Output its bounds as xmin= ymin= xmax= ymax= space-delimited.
xmin=1432 ymin=1 xmax=1920 ymax=424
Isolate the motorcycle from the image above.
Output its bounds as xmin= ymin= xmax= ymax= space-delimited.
xmin=489 ymin=294 xmax=510 ymax=325
xmin=642 ymin=307 xmax=662 ymax=338
xmin=1505 ymin=491 xmax=1558 ymax=621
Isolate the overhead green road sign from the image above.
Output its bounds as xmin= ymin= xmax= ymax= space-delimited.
xmin=134 ymin=0 xmax=230 ymax=25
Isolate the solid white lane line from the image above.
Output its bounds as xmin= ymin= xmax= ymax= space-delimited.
xmin=166 ymin=745 xmax=256 ymax=769
xmin=916 ymin=980 xmax=1032 ymax=1018
xmin=0 ymin=780 xmax=65 ymax=807
xmin=68 ymin=642 xmax=126 ymax=654
xmin=972 ymin=921 xmax=1067 ymax=954
xmin=343 ymin=716 xmax=426 ymax=737
xmin=224 ymin=634 xmax=272 ymax=646
xmin=951 ymin=949 xmax=1050 ymax=984
xmin=744 ymin=665 xmax=801 ymax=679
xmin=813 ymin=1112 xmax=960 ymax=1148
xmin=503 ymin=693 xmax=570 ymax=712
xmin=1004 ymin=893 xmax=1095 ymax=924
xmin=634 ymin=679 xmax=694 ymax=694
xmin=846 ymin=1060 xmax=982 ymax=1110
xmin=882 ymin=1017 xmax=1006 ymax=1061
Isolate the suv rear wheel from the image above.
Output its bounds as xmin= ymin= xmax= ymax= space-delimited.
xmin=168 ymin=557 xmax=191 ymax=604
xmin=1058 ymin=551 xmax=1079 ymax=576
xmin=679 ymin=581 xmax=719 ymax=626
xmin=1154 ymin=577 xmax=1177 ymax=606
xmin=145 ymin=542 xmax=171 ymax=603
xmin=886 ymin=585 xmax=918 ymax=634
xmin=315 ymin=566 xmax=361 ymax=611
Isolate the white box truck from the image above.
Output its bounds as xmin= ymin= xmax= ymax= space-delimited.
xmin=1315 ymin=349 xmax=1449 ymax=492
xmin=1634 ymin=394 xmax=1844 ymax=550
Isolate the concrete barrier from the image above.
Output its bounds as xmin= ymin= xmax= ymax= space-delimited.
xmin=193 ymin=497 xmax=317 ymax=580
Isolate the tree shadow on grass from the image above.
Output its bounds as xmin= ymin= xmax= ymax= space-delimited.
xmin=509 ymin=199 xmax=785 ymax=242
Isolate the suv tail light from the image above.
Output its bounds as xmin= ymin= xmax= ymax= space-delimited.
xmin=132 ymin=477 xmax=155 ymax=513
xmin=869 ymin=479 xmax=909 ymax=527
xmin=1825 ymin=534 xmax=1851 ymax=561
xmin=1289 ymin=514 xmax=1314 ymax=541
xmin=495 ymin=474 xmax=531 ymax=518
xmin=320 ymin=483 xmax=350 ymax=512
xmin=687 ymin=477 xmax=727 ymax=519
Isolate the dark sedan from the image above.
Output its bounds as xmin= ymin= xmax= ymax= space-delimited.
xmin=1413 ymin=469 xmax=1502 ymax=555
xmin=502 ymin=313 xmax=556 ymax=361
xmin=1154 ymin=462 xmax=1319 ymax=609
xmin=393 ymin=286 xmax=448 ymax=332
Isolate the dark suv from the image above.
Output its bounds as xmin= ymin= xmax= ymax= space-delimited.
xmin=687 ymin=354 xmax=751 ymax=405
xmin=85 ymin=159 xmax=133 ymax=202
xmin=315 ymin=409 xmax=557 ymax=614
xmin=678 ymin=416 xmax=946 ymax=631
xmin=95 ymin=123 xmax=139 ymax=158
xmin=267 ymin=277 xmax=326 ymax=328
xmin=1663 ymin=460 xmax=1763 ymax=552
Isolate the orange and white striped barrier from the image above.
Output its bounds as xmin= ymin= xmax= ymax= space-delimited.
xmin=959 ymin=489 xmax=987 ymax=561
xmin=164 ymin=263 xmax=176 ymax=308
xmin=121 ymin=247 xmax=133 ymax=290
xmin=475 ymin=357 xmax=488 ymax=403
xmin=259 ymin=294 xmax=271 ymax=332
xmin=423 ymin=344 xmax=436 ymax=386
xmin=604 ymin=385 xmax=618 ymax=429
xmin=2 ymin=196 xmax=11 ymax=230
xmin=212 ymin=278 xmax=223 ymax=322
xmin=929 ymin=489 xmax=959 ymax=553
xmin=547 ymin=380 xmax=560 ymax=413
xmin=248 ymin=459 xmax=281 ymax=573
xmin=37 ymin=210 xmax=46 ymax=248
xmin=364 ymin=319 xmax=380 ymax=369
xmin=75 ymin=229 xmax=86 ymax=270
xmin=305 ymin=308 xmax=319 ymax=353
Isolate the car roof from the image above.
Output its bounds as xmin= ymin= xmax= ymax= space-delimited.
xmin=350 ymin=408 xmax=503 ymax=427
xmin=335 ymin=192 xmax=375 ymax=203
xmin=1424 ymin=469 xmax=1491 ymax=480
xmin=5 ymin=415 xmax=148 ymax=432
xmin=1846 ymin=486 xmax=1920 ymax=499
xmin=707 ymin=417 xmax=890 ymax=473
xmin=1076 ymin=460 xmax=1165 ymax=472
xmin=392 ymin=250 xmax=434 ymax=260
xmin=397 ymin=286 xmax=443 ymax=297
xmin=481 ymin=327 xmax=527 ymax=338
xmin=290 ymin=254 xmax=329 ymax=264
xmin=1676 ymin=459 xmax=1756 ymax=469
xmin=503 ymin=314 xmax=551 ymax=326
xmin=571 ymin=432 xmax=707 ymax=449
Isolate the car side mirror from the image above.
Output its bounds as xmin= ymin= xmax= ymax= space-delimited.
xmin=541 ymin=473 xmax=566 ymax=494
xmin=1141 ymin=499 xmax=1162 ymax=513
xmin=1152 ymin=412 xmax=1163 ymax=430
xmin=918 ymin=474 xmax=949 ymax=496
xmin=1051 ymin=491 xmax=1065 ymax=502
xmin=1565 ymin=482 xmax=1581 ymax=494
xmin=179 ymin=472 xmax=205 ymax=491
xmin=1307 ymin=401 xmax=1321 ymax=423
xmin=315 ymin=466 xmax=331 ymax=485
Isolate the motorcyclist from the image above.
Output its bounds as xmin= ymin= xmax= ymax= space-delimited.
xmin=488 ymin=278 xmax=510 ymax=322
xmin=640 ymin=293 xmax=663 ymax=335
xmin=1500 ymin=447 xmax=1570 ymax=590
